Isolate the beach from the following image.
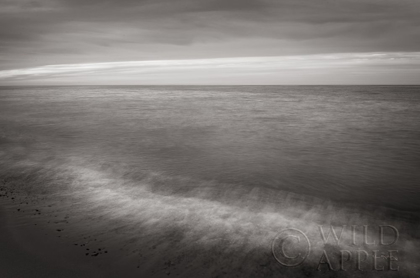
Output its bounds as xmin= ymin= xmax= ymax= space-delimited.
xmin=0 ymin=203 xmax=101 ymax=277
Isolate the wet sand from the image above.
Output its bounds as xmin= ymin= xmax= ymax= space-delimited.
xmin=0 ymin=182 xmax=152 ymax=278
xmin=0 ymin=209 xmax=98 ymax=277
xmin=0 ymin=196 xmax=108 ymax=277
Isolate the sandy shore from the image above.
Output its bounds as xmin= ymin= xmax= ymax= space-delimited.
xmin=0 ymin=184 xmax=148 ymax=278
xmin=0 ymin=203 xmax=108 ymax=277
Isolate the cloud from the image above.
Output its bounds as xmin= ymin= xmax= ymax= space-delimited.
xmin=1 ymin=52 xmax=419 ymax=85
xmin=0 ymin=0 xmax=419 ymax=84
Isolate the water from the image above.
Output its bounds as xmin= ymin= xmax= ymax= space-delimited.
xmin=2 ymin=85 xmax=420 ymax=277
xmin=1 ymin=85 xmax=420 ymax=211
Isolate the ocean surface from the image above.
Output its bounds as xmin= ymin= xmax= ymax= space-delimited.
xmin=1 ymin=85 xmax=420 ymax=212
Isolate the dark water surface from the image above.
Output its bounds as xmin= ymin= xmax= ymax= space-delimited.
xmin=1 ymin=85 xmax=420 ymax=211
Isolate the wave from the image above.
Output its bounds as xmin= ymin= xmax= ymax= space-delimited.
xmin=1 ymin=151 xmax=420 ymax=277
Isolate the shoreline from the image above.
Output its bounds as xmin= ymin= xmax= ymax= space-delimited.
xmin=0 ymin=185 xmax=149 ymax=278
xmin=0 ymin=206 xmax=98 ymax=277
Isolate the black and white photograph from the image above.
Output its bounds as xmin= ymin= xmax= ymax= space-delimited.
xmin=0 ymin=0 xmax=419 ymax=277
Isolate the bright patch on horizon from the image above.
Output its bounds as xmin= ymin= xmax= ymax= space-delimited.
xmin=1 ymin=52 xmax=420 ymax=85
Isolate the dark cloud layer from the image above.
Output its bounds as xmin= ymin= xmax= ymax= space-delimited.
xmin=0 ymin=0 xmax=419 ymax=74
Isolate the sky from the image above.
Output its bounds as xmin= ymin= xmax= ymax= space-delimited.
xmin=0 ymin=0 xmax=419 ymax=85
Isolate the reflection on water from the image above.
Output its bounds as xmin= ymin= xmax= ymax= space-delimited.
xmin=1 ymin=85 xmax=420 ymax=210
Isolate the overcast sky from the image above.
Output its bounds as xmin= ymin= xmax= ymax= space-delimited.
xmin=1 ymin=0 xmax=419 ymax=85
